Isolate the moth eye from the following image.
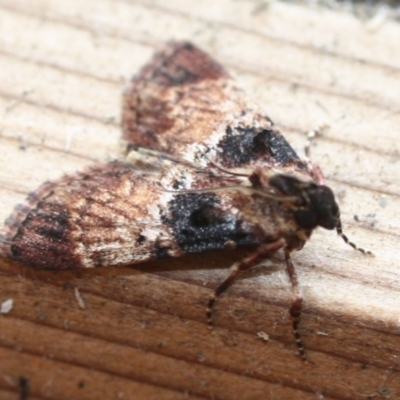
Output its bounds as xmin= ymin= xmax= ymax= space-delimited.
xmin=317 ymin=211 xmax=338 ymax=230
xmin=331 ymin=200 xmax=339 ymax=216
xmin=294 ymin=210 xmax=318 ymax=230
xmin=310 ymin=186 xmax=340 ymax=230
xmin=316 ymin=203 xmax=339 ymax=229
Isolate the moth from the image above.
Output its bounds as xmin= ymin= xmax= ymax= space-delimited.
xmin=0 ymin=41 xmax=370 ymax=360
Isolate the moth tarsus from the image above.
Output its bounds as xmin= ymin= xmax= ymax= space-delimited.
xmin=0 ymin=41 xmax=371 ymax=360
xmin=19 ymin=376 xmax=30 ymax=400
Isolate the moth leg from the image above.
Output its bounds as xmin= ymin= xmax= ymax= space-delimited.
xmin=284 ymin=249 xmax=307 ymax=362
xmin=206 ymin=239 xmax=286 ymax=329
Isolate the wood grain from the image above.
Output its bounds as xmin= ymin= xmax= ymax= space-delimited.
xmin=0 ymin=0 xmax=399 ymax=399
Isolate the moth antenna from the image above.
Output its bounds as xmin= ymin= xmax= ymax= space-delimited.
xmin=336 ymin=219 xmax=373 ymax=256
xmin=163 ymin=185 xmax=297 ymax=202
xmin=201 ymin=147 xmax=250 ymax=177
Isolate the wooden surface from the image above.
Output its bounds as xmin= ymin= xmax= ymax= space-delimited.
xmin=0 ymin=0 xmax=400 ymax=399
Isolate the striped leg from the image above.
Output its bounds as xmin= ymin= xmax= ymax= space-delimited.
xmin=284 ymin=249 xmax=307 ymax=362
xmin=207 ymin=239 xmax=286 ymax=328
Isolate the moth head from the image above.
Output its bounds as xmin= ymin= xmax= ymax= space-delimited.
xmin=269 ymin=174 xmax=339 ymax=231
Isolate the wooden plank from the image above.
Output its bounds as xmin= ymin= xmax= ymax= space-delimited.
xmin=0 ymin=0 xmax=399 ymax=399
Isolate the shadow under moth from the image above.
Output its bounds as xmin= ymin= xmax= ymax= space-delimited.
xmin=0 ymin=41 xmax=371 ymax=360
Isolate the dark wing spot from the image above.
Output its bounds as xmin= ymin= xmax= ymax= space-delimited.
xmin=162 ymin=193 xmax=259 ymax=254
xmin=217 ymin=126 xmax=303 ymax=168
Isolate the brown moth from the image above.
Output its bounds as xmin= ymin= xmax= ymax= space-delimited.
xmin=0 ymin=41 xmax=370 ymax=360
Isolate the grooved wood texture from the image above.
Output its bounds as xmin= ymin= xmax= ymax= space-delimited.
xmin=0 ymin=1 xmax=399 ymax=399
